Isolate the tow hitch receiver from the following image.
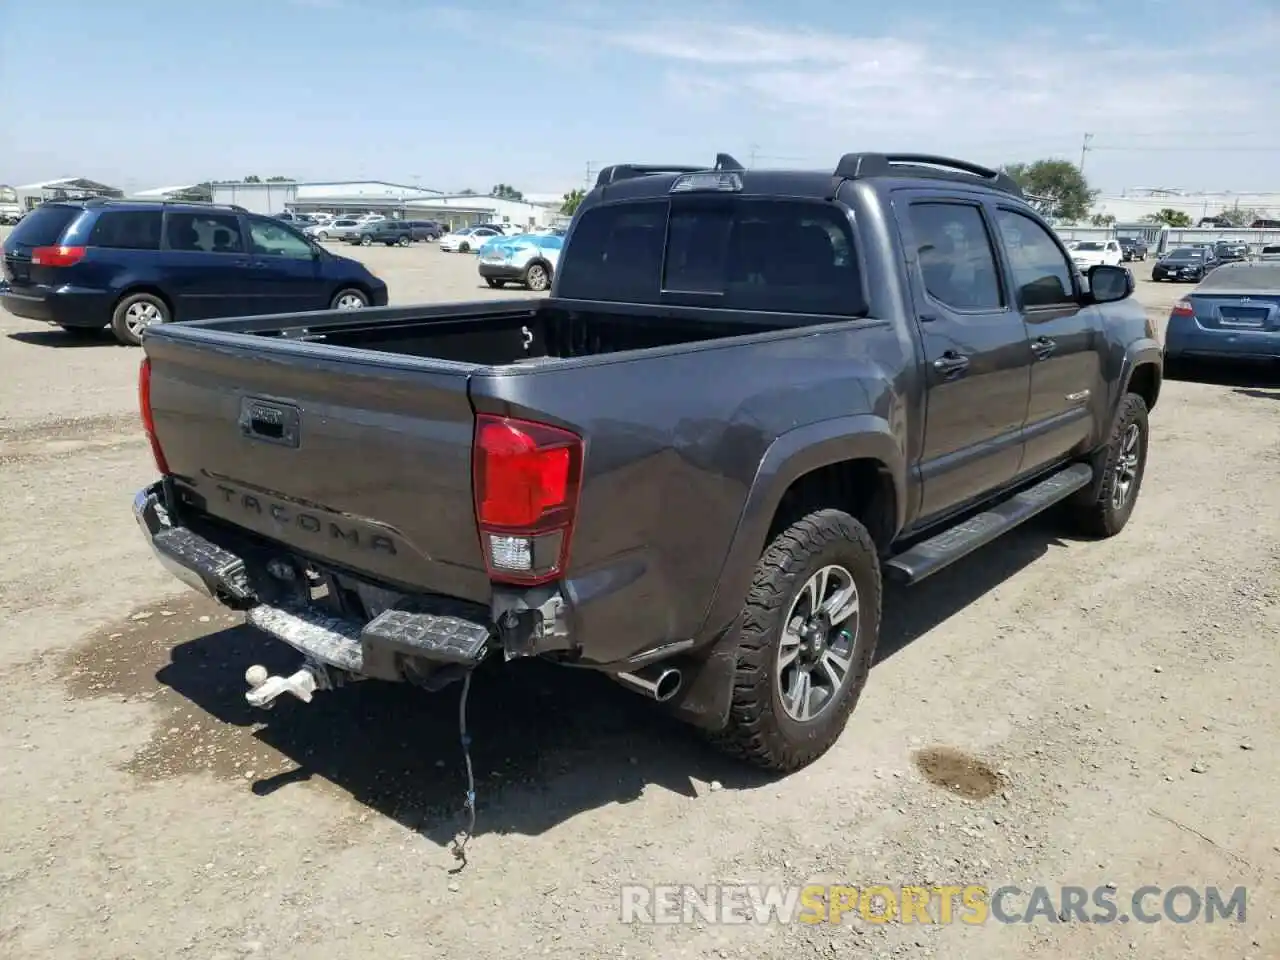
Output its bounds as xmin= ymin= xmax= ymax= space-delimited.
xmin=244 ymin=663 xmax=329 ymax=708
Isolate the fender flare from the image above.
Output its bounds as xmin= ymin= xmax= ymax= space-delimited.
xmin=694 ymin=414 xmax=906 ymax=643
xmin=1116 ymin=339 xmax=1163 ymax=411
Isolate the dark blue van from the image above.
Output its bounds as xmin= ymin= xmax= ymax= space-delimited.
xmin=0 ymin=199 xmax=389 ymax=345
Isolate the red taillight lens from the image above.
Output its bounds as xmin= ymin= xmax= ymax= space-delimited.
xmin=472 ymin=414 xmax=582 ymax=585
xmin=30 ymin=245 xmax=86 ymax=267
xmin=1171 ymin=299 xmax=1194 ymax=317
xmin=138 ymin=358 xmax=170 ymax=475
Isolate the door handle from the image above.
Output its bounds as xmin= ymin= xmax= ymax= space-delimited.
xmin=932 ymin=351 xmax=970 ymax=377
xmin=1031 ymin=337 xmax=1056 ymax=359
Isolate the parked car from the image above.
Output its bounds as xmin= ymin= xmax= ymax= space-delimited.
xmin=1152 ymin=246 xmax=1218 ymax=282
xmin=1258 ymin=244 xmax=1280 ymax=262
xmin=404 ymin=220 xmax=443 ymax=241
xmin=305 ymin=218 xmax=363 ymax=241
xmin=1069 ymin=239 xmax=1123 ymax=272
xmin=478 ymin=234 xmax=564 ymax=291
xmin=438 ymin=224 xmax=505 ymax=253
xmin=345 ymin=220 xmax=421 ymax=247
xmin=1213 ymin=241 xmax=1249 ymax=262
xmin=1164 ymin=261 xmax=1280 ymax=373
xmin=0 ymin=199 xmax=388 ymax=345
xmin=1117 ymin=237 xmax=1148 ymax=262
xmin=275 ymin=212 xmax=314 ymax=225
xmin=130 ymin=151 xmax=1160 ymax=773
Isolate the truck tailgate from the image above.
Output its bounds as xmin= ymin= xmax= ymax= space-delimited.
xmin=143 ymin=328 xmax=490 ymax=603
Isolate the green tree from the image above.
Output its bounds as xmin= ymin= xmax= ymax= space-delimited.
xmin=242 ymin=175 xmax=262 ymax=183
xmin=265 ymin=175 xmax=296 ymax=182
xmin=490 ymin=183 xmax=524 ymax=201
xmin=1211 ymin=206 xmax=1264 ymax=227
xmin=1000 ymin=159 xmax=1097 ymax=222
xmin=1090 ymin=213 xmax=1116 ymax=227
xmin=1141 ymin=208 xmax=1193 ymax=227
xmin=459 ymin=187 xmax=478 ymax=196
xmin=560 ymin=188 xmax=585 ymax=216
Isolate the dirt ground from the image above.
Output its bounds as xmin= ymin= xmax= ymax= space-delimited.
xmin=1 ymin=243 xmax=1277 ymax=960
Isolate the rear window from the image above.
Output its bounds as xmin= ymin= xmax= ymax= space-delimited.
xmin=8 ymin=205 xmax=81 ymax=247
xmin=88 ymin=210 xmax=163 ymax=250
xmin=556 ymin=198 xmax=865 ymax=315
xmin=1195 ymin=263 xmax=1280 ymax=290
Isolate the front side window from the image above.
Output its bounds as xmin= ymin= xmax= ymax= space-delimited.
xmin=248 ymin=217 xmax=313 ymax=258
xmin=993 ymin=209 xmax=1076 ymax=307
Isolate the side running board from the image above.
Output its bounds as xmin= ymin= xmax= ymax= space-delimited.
xmin=886 ymin=462 xmax=1094 ymax=585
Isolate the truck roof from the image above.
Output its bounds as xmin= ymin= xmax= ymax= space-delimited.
xmin=582 ymin=152 xmax=1026 ymax=209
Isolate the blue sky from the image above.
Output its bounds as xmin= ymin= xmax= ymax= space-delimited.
xmin=4 ymin=0 xmax=1278 ymax=196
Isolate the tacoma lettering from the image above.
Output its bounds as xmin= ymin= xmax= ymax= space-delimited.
xmin=214 ymin=484 xmax=396 ymax=554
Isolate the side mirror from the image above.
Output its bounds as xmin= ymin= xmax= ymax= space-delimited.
xmin=1088 ymin=264 xmax=1132 ymax=303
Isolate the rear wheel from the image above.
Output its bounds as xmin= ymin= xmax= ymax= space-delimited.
xmin=397 ymin=235 xmax=410 ymax=247
xmin=110 ymin=292 xmax=170 ymax=346
xmin=713 ymin=509 xmax=881 ymax=772
xmin=330 ymin=288 xmax=369 ymax=310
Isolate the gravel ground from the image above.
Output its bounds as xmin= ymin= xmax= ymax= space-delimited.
xmin=0 ymin=243 xmax=1277 ymax=960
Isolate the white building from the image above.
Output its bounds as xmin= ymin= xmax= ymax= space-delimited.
xmin=1090 ymin=189 xmax=1280 ymax=225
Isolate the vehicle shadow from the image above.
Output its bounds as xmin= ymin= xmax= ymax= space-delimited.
xmin=150 ymin=514 xmax=1073 ymax=846
xmin=1166 ymin=360 xmax=1280 ymax=388
xmin=7 ymin=328 xmax=119 ymax=348
xmin=876 ymin=513 xmax=1070 ymax=663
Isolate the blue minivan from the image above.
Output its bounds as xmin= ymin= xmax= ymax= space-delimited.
xmin=0 ymin=199 xmax=389 ymax=345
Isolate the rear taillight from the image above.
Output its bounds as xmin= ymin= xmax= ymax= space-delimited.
xmin=30 ymin=245 xmax=86 ymax=267
xmin=472 ymin=414 xmax=583 ymax=585
xmin=1171 ymin=299 xmax=1194 ymax=318
xmin=138 ymin=358 xmax=170 ymax=475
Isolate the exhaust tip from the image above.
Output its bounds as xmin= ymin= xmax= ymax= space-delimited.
xmin=653 ymin=668 xmax=682 ymax=703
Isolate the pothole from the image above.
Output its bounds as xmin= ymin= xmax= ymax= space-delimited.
xmin=912 ymin=745 xmax=1003 ymax=800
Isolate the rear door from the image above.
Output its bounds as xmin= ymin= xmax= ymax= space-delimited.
xmin=989 ymin=205 xmax=1104 ymax=475
xmin=160 ymin=210 xmax=258 ymax=319
xmin=894 ymin=191 xmax=1031 ymax=519
xmin=244 ymin=215 xmax=328 ymax=313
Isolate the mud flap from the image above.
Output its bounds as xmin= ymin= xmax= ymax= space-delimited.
xmin=665 ymin=644 xmax=737 ymax=732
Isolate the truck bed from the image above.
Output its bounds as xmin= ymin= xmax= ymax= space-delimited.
xmin=142 ymin=298 xmax=819 ymax=615
xmin=202 ymin=298 xmax=797 ymax=365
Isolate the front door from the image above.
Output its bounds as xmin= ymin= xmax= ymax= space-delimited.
xmin=895 ymin=193 xmax=1033 ymax=522
xmin=989 ymin=206 xmax=1104 ymax=475
xmin=244 ymin=216 xmax=326 ymax=313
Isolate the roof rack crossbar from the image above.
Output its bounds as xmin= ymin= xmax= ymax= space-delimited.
xmin=594 ymin=152 xmax=746 ymax=188
xmin=831 ymin=152 xmax=1024 ymax=198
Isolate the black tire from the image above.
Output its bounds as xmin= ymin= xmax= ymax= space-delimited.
xmin=330 ymin=287 xmax=370 ymax=310
xmin=713 ymin=509 xmax=881 ymax=772
xmin=485 ymin=278 xmax=504 ymax=289
xmin=523 ymin=261 xmax=551 ymax=292
xmin=459 ymin=242 xmax=471 ymax=253
xmin=397 ymin=235 xmax=410 ymax=247
xmin=316 ymin=231 xmax=329 ymax=241
xmin=110 ymin=292 xmax=170 ymax=346
xmin=360 ymin=235 xmax=373 ymax=246
xmin=1068 ymin=393 xmax=1149 ymax=538
xmin=427 ymin=233 xmax=438 ymax=242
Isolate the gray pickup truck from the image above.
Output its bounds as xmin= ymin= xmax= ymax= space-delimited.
xmin=132 ymin=152 xmax=1162 ymax=773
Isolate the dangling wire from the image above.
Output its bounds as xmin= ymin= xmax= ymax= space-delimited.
xmin=449 ymin=670 xmax=477 ymax=870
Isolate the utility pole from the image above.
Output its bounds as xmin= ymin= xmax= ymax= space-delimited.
xmin=1079 ymin=133 xmax=1094 ymax=174
xmin=584 ymin=161 xmax=598 ymax=189
xmin=749 ymin=143 xmax=760 ymax=169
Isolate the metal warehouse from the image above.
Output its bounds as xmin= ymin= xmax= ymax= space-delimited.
xmin=210 ymin=180 xmax=559 ymax=231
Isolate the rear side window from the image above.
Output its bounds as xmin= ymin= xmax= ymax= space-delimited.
xmin=88 ymin=210 xmax=162 ymax=250
xmin=166 ymin=212 xmax=245 ymax=254
xmin=558 ymin=199 xmax=865 ymax=315
xmin=8 ymin=205 xmax=81 ymax=247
